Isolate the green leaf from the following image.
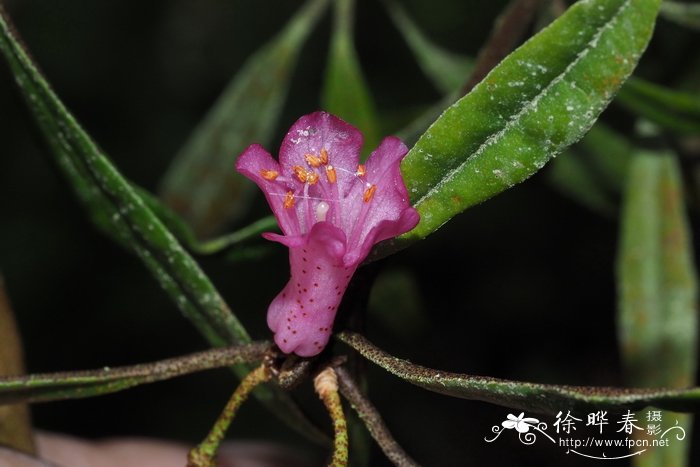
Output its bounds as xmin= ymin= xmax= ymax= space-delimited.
xmin=338 ymin=332 xmax=700 ymax=415
xmin=617 ymin=77 xmax=700 ymax=134
xmin=548 ymin=148 xmax=617 ymax=214
xmin=0 ymin=7 xmax=327 ymax=444
xmin=383 ymin=0 xmax=473 ymax=94
xmin=0 ymin=343 xmax=269 ymax=406
xmin=159 ymin=0 xmax=330 ymax=238
xmin=137 ymin=186 xmax=277 ymax=256
xmin=618 ymin=152 xmax=698 ymax=466
xmin=322 ymin=0 xmax=381 ymax=154
xmin=660 ymin=1 xmax=700 ymax=30
xmin=548 ymin=122 xmax=633 ymax=213
xmin=0 ymin=10 xmax=249 ymax=349
xmin=377 ymin=0 xmax=661 ymax=258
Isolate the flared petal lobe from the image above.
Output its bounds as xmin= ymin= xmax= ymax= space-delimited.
xmin=236 ymin=111 xmax=419 ymax=356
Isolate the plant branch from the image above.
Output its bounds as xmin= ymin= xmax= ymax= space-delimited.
xmin=336 ymin=367 xmax=419 ymax=467
xmin=0 ymin=341 xmax=271 ymax=406
xmin=315 ymin=367 xmax=349 ymax=467
xmin=188 ymin=362 xmax=272 ymax=467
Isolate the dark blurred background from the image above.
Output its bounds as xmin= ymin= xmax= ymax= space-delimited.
xmin=1 ymin=0 xmax=699 ymax=466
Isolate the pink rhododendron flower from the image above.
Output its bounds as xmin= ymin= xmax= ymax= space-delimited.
xmin=236 ymin=111 xmax=419 ymax=356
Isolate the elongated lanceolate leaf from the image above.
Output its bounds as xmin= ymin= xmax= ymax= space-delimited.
xmin=383 ymin=0 xmax=473 ymax=94
xmin=0 ymin=8 xmax=247 ymax=349
xmin=0 ymin=7 xmax=327 ymax=443
xmin=617 ymin=77 xmax=700 ymax=134
xmin=660 ymin=1 xmax=700 ymax=30
xmin=137 ymin=185 xmax=277 ymax=256
xmin=380 ymin=0 xmax=661 ymax=256
xmin=322 ymin=0 xmax=381 ymax=154
xmin=0 ymin=343 xmax=270 ymax=406
xmin=338 ymin=332 xmax=700 ymax=415
xmin=618 ymin=152 xmax=698 ymax=387
xmin=160 ymin=0 xmax=330 ymax=238
xmin=548 ymin=122 xmax=632 ymax=214
xmin=618 ymin=152 xmax=698 ymax=466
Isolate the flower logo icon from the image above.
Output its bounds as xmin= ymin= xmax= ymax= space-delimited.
xmin=502 ymin=413 xmax=540 ymax=433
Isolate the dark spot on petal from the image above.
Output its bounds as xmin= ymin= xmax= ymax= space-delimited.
xmin=314 ymin=283 xmax=319 ymax=287
xmin=282 ymin=293 xmax=286 ymax=298
xmin=316 ymin=266 xmax=321 ymax=270
xmin=300 ymin=305 xmax=304 ymax=309
xmin=303 ymin=249 xmax=307 ymax=253
xmin=303 ymin=288 xmax=307 ymax=292
xmin=283 ymin=339 xmax=287 ymax=343
xmin=303 ymin=257 xmax=307 ymax=262
xmin=302 ymin=270 xmax=307 ymax=274
xmin=309 ymin=299 xmax=314 ymax=303
xmin=292 ymin=330 xmax=297 ymax=334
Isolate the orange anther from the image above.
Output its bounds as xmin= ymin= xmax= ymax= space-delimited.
xmin=307 ymin=171 xmax=319 ymax=185
xmin=320 ymin=148 xmax=329 ymax=165
xmin=326 ymin=166 xmax=337 ymax=184
xmin=305 ymin=153 xmax=322 ymax=168
xmin=363 ymin=184 xmax=376 ymax=203
xmin=293 ymin=165 xmax=307 ymax=183
xmin=283 ymin=191 xmax=295 ymax=209
xmin=259 ymin=169 xmax=279 ymax=181
xmin=357 ymin=164 xmax=366 ymax=177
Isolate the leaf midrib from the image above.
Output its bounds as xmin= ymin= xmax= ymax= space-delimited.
xmin=411 ymin=0 xmax=631 ymax=210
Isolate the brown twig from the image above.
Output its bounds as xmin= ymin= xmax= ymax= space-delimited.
xmin=336 ymin=367 xmax=419 ymax=467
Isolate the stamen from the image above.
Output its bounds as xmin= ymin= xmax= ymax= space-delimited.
xmin=316 ymin=201 xmax=330 ymax=222
xmin=363 ymin=184 xmax=376 ymax=203
xmin=326 ymin=166 xmax=337 ymax=184
xmin=357 ymin=164 xmax=366 ymax=177
xmin=283 ymin=191 xmax=295 ymax=209
xmin=307 ymin=171 xmax=319 ymax=185
xmin=293 ymin=165 xmax=308 ymax=183
xmin=305 ymin=154 xmax=322 ymax=168
xmin=260 ymin=169 xmax=279 ymax=181
xmin=320 ymin=148 xmax=329 ymax=165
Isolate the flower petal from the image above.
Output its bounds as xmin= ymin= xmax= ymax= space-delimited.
xmin=341 ymin=136 xmax=419 ymax=264
xmin=279 ymin=111 xmax=363 ymax=187
xmin=267 ymin=222 xmax=352 ymax=357
xmin=236 ymin=144 xmax=301 ymax=236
